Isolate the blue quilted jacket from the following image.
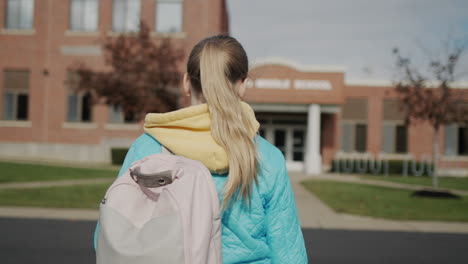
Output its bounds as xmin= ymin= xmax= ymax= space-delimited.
xmin=95 ymin=133 xmax=308 ymax=263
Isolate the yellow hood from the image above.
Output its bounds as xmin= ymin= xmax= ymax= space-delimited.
xmin=144 ymin=102 xmax=259 ymax=174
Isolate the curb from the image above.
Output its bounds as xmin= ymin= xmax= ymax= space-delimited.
xmin=0 ymin=207 xmax=98 ymax=221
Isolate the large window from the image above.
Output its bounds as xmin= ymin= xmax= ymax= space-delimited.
xmin=155 ymin=0 xmax=183 ymax=33
xmin=445 ymin=124 xmax=468 ymax=156
xmin=341 ymin=123 xmax=367 ymax=153
xmin=341 ymin=99 xmax=368 ymax=153
xmin=112 ymin=0 xmax=141 ymax=32
xmin=70 ymin=0 xmax=98 ymax=31
xmin=382 ymin=100 xmax=408 ymax=153
xmin=67 ymin=92 xmax=92 ymax=122
xmin=66 ymin=72 xmax=92 ymax=122
xmin=5 ymin=0 xmax=34 ymax=29
xmin=2 ymin=70 xmax=29 ymax=121
xmin=109 ymin=105 xmax=136 ymax=123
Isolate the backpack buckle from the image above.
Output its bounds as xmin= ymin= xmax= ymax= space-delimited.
xmin=130 ymin=167 xmax=173 ymax=188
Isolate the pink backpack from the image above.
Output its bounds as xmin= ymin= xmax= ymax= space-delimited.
xmin=96 ymin=150 xmax=222 ymax=264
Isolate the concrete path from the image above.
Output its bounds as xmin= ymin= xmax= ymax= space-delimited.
xmin=0 ymin=178 xmax=113 ymax=190
xmin=308 ymin=173 xmax=468 ymax=196
xmin=289 ymin=172 xmax=468 ymax=234
xmin=1 ymin=172 xmax=468 ymax=234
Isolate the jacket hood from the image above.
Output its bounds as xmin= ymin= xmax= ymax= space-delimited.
xmin=144 ymin=102 xmax=259 ymax=174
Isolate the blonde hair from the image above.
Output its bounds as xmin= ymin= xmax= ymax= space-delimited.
xmin=187 ymin=35 xmax=258 ymax=210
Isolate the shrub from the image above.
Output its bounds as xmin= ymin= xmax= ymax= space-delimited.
xmin=111 ymin=148 xmax=129 ymax=165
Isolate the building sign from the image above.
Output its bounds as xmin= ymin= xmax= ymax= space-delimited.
xmin=255 ymin=79 xmax=291 ymax=89
xmin=251 ymin=78 xmax=333 ymax=90
xmin=294 ymin=80 xmax=332 ymax=90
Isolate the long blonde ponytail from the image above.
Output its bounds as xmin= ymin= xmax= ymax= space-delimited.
xmin=187 ymin=35 xmax=258 ymax=210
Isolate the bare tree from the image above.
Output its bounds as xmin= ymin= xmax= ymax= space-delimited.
xmin=392 ymin=40 xmax=468 ymax=188
xmin=68 ymin=21 xmax=185 ymax=121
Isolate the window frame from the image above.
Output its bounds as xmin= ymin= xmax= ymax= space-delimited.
xmin=112 ymin=0 xmax=142 ymax=33
xmin=341 ymin=120 xmax=367 ymax=153
xmin=66 ymin=91 xmax=93 ymax=123
xmin=5 ymin=0 xmax=35 ymax=30
xmin=2 ymin=69 xmax=30 ymax=121
xmin=155 ymin=0 xmax=184 ymax=33
xmin=444 ymin=124 xmax=468 ymax=156
xmin=2 ymin=90 xmax=29 ymax=121
xmin=108 ymin=104 xmax=136 ymax=124
xmin=382 ymin=120 xmax=408 ymax=154
xmin=69 ymin=0 xmax=99 ymax=32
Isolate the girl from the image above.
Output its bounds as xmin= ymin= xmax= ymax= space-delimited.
xmin=97 ymin=35 xmax=308 ymax=264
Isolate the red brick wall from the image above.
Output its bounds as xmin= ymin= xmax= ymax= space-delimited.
xmin=0 ymin=0 xmax=228 ymax=145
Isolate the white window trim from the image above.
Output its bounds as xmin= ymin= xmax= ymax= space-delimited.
xmin=150 ymin=32 xmax=186 ymax=38
xmin=62 ymin=122 xmax=98 ymax=129
xmin=65 ymin=30 xmax=100 ymax=36
xmin=440 ymin=155 xmax=468 ymax=162
xmin=104 ymin=123 xmax=140 ymax=131
xmin=0 ymin=120 xmax=32 ymax=127
xmin=0 ymin=29 xmax=35 ymax=35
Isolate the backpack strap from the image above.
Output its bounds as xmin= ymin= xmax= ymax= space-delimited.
xmin=161 ymin=145 xmax=174 ymax=155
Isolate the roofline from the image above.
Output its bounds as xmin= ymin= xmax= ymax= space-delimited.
xmin=345 ymin=79 xmax=393 ymax=87
xmin=250 ymin=57 xmax=346 ymax=73
xmin=345 ymin=79 xmax=468 ymax=89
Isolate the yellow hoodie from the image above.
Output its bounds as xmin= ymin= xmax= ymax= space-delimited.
xmin=144 ymin=102 xmax=260 ymax=174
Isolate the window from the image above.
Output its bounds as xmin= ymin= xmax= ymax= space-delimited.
xmin=382 ymin=124 xmax=407 ymax=153
xmin=155 ymin=0 xmax=183 ymax=33
xmin=109 ymin=105 xmax=136 ymax=123
xmin=66 ymin=72 xmax=92 ymax=122
xmin=5 ymin=0 xmax=34 ymax=29
xmin=70 ymin=0 xmax=98 ymax=31
xmin=112 ymin=0 xmax=141 ymax=32
xmin=67 ymin=92 xmax=92 ymax=122
xmin=341 ymin=99 xmax=368 ymax=152
xmin=382 ymin=100 xmax=407 ymax=153
xmin=445 ymin=124 xmax=468 ymax=156
xmin=2 ymin=70 xmax=29 ymax=120
xmin=341 ymin=123 xmax=367 ymax=153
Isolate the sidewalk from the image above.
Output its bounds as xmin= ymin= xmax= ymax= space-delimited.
xmin=0 ymin=178 xmax=113 ymax=190
xmin=290 ymin=172 xmax=468 ymax=234
xmin=306 ymin=173 xmax=468 ymax=196
xmin=1 ymin=173 xmax=468 ymax=234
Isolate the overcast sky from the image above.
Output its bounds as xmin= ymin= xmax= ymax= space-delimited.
xmin=227 ymin=0 xmax=468 ymax=81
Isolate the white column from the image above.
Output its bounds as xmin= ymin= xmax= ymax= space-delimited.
xmin=305 ymin=104 xmax=322 ymax=175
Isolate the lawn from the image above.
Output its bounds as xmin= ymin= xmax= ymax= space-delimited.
xmin=360 ymin=174 xmax=468 ymax=191
xmin=0 ymin=184 xmax=110 ymax=209
xmin=301 ymin=179 xmax=468 ymax=222
xmin=0 ymin=161 xmax=118 ymax=183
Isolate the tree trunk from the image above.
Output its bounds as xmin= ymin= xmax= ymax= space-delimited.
xmin=432 ymin=126 xmax=439 ymax=188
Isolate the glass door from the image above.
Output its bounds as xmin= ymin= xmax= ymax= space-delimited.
xmin=274 ymin=129 xmax=286 ymax=157
xmin=292 ymin=129 xmax=305 ymax=162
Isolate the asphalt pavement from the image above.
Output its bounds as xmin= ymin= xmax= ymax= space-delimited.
xmin=1 ymin=217 xmax=468 ymax=264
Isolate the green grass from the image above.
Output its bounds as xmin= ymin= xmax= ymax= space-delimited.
xmin=360 ymin=174 xmax=468 ymax=191
xmin=301 ymin=179 xmax=468 ymax=222
xmin=0 ymin=184 xmax=110 ymax=209
xmin=0 ymin=161 xmax=117 ymax=183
